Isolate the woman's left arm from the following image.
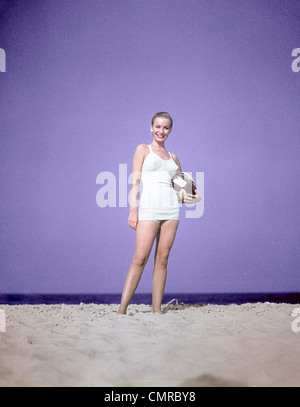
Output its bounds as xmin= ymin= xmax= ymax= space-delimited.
xmin=171 ymin=152 xmax=182 ymax=172
xmin=171 ymin=152 xmax=201 ymax=204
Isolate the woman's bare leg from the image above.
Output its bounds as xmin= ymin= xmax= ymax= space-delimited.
xmin=152 ymin=220 xmax=179 ymax=314
xmin=118 ymin=220 xmax=161 ymax=314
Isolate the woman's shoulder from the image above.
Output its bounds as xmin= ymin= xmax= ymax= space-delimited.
xmin=136 ymin=143 xmax=149 ymax=151
xmin=132 ymin=144 xmax=149 ymax=165
xmin=134 ymin=143 xmax=149 ymax=156
xmin=169 ymin=151 xmax=179 ymax=160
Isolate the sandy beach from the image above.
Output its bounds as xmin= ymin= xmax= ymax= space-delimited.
xmin=0 ymin=301 xmax=299 ymax=387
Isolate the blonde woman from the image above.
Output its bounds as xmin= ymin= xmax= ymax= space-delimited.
xmin=118 ymin=112 xmax=200 ymax=314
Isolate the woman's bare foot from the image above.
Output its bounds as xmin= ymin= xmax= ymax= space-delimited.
xmin=152 ymin=308 xmax=164 ymax=315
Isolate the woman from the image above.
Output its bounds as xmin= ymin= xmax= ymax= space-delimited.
xmin=118 ymin=112 xmax=199 ymax=314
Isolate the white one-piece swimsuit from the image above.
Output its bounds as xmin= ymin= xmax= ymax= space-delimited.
xmin=138 ymin=145 xmax=180 ymax=222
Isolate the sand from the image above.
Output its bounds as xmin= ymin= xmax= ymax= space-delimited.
xmin=0 ymin=301 xmax=299 ymax=387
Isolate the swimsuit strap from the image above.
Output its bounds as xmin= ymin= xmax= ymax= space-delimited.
xmin=148 ymin=144 xmax=152 ymax=152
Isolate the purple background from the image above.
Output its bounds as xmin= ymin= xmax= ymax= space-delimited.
xmin=1 ymin=0 xmax=300 ymax=294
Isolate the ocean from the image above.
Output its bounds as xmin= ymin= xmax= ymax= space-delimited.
xmin=0 ymin=292 xmax=299 ymax=305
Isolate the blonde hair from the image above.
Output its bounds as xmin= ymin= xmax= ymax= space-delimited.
xmin=151 ymin=112 xmax=173 ymax=129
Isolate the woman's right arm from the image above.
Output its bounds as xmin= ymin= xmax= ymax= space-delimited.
xmin=128 ymin=144 xmax=147 ymax=230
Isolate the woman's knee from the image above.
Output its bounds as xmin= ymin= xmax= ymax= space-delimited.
xmin=156 ymin=250 xmax=169 ymax=267
xmin=132 ymin=253 xmax=149 ymax=268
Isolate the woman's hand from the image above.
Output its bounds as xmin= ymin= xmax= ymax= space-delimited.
xmin=128 ymin=209 xmax=138 ymax=230
xmin=183 ymin=189 xmax=201 ymax=204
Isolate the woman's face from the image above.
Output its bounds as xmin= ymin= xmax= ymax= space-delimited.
xmin=150 ymin=117 xmax=172 ymax=143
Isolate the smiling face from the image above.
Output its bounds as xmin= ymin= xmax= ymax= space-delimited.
xmin=150 ymin=117 xmax=172 ymax=144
